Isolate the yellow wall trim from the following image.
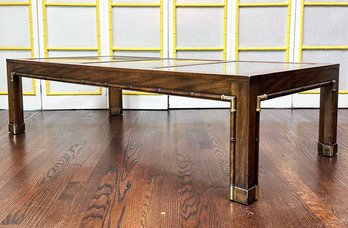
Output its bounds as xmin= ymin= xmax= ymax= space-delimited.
xmin=304 ymin=2 xmax=348 ymax=6
xmin=111 ymin=3 xmax=160 ymax=7
xmin=0 ymin=2 xmax=29 ymax=6
xmin=44 ymin=3 xmax=97 ymax=7
xmin=175 ymin=3 xmax=225 ymax=7
xmin=46 ymin=47 xmax=99 ymax=51
xmin=0 ymin=47 xmax=31 ymax=50
xmin=176 ymin=47 xmax=224 ymax=51
xmin=238 ymin=47 xmax=287 ymax=51
xmin=302 ymin=46 xmax=348 ymax=50
xmin=112 ymin=47 xmax=161 ymax=51
xmin=239 ymin=3 xmax=288 ymax=7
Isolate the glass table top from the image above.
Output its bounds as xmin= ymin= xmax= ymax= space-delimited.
xmin=15 ymin=56 xmax=334 ymax=77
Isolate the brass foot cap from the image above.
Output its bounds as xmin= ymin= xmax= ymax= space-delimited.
xmin=9 ymin=123 xmax=25 ymax=135
xmin=229 ymin=185 xmax=259 ymax=205
xmin=318 ymin=142 xmax=337 ymax=157
xmin=109 ymin=108 xmax=123 ymax=116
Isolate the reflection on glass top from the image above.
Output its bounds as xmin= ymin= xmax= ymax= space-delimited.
xmin=87 ymin=59 xmax=218 ymax=68
xmin=161 ymin=61 xmax=316 ymax=76
xmin=21 ymin=56 xmax=329 ymax=76
xmin=26 ymin=56 xmax=152 ymax=63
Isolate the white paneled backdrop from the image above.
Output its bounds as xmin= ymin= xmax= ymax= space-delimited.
xmin=0 ymin=0 xmax=347 ymax=110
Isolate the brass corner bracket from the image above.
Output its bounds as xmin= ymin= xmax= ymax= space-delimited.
xmin=221 ymin=95 xmax=236 ymax=112
xmin=10 ymin=72 xmax=16 ymax=82
xmin=318 ymin=142 xmax=337 ymax=157
xmin=256 ymin=94 xmax=268 ymax=112
xmin=229 ymin=184 xmax=259 ymax=205
xmin=9 ymin=123 xmax=25 ymax=135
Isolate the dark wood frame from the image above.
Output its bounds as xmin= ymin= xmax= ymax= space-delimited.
xmin=6 ymin=58 xmax=339 ymax=205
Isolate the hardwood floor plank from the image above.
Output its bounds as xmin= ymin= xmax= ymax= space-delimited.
xmin=0 ymin=109 xmax=347 ymax=227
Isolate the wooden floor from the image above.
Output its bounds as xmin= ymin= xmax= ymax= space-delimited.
xmin=0 ymin=109 xmax=347 ymax=228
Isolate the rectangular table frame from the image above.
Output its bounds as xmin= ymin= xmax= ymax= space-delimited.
xmin=6 ymin=58 xmax=339 ymax=205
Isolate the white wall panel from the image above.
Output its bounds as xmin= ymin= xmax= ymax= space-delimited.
xmin=45 ymin=50 xmax=98 ymax=58
xmin=0 ymin=51 xmax=34 ymax=93
xmin=176 ymin=7 xmax=224 ymax=48
xmin=0 ymin=0 xmax=29 ymax=2
xmin=262 ymin=96 xmax=292 ymax=108
xmin=303 ymin=7 xmax=348 ymax=46
xmin=48 ymin=82 xmax=101 ymax=94
xmin=48 ymin=82 xmax=101 ymax=93
xmin=239 ymin=7 xmax=287 ymax=47
xmin=293 ymin=94 xmax=320 ymax=108
xmin=0 ymin=50 xmax=41 ymax=109
xmin=47 ymin=7 xmax=97 ymax=47
xmin=42 ymin=94 xmax=106 ymax=110
xmin=294 ymin=50 xmax=348 ymax=108
xmin=303 ymin=50 xmax=348 ymax=91
xmin=0 ymin=6 xmax=30 ymax=47
xmin=169 ymin=97 xmax=229 ymax=109
xmin=113 ymin=50 xmax=161 ymax=57
xmin=122 ymin=95 xmax=168 ymax=109
xmin=176 ymin=51 xmax=223 ymax=60
xmin=294 ymin=94 xmax=348 ymax=108
xmin=238 ymin=51 xmax=286 ymax=61
xmin=295 ymin=2 xmax=348 ymax=107
xmin=112 ymin=7 xmax=160 ymax=48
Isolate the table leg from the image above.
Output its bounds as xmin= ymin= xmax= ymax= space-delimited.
xmin=109 ymin=88 xmax=123 ymax=116
xmin=318 ymin=78 xmax=339 ymax=157
xmin=229 ymin=90 xmax=259 ymax=205
xmin=7 ymin=68 xmax=25 ymax=135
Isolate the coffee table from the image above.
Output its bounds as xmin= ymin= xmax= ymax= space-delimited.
xmin=6 ymin=56 xmax=339 ymax=205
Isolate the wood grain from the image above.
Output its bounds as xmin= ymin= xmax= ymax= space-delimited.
xmin=108 ymin=88 xmax=123 ymax=116
xmin=0 ymin=109 xmax=348 ymax=227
